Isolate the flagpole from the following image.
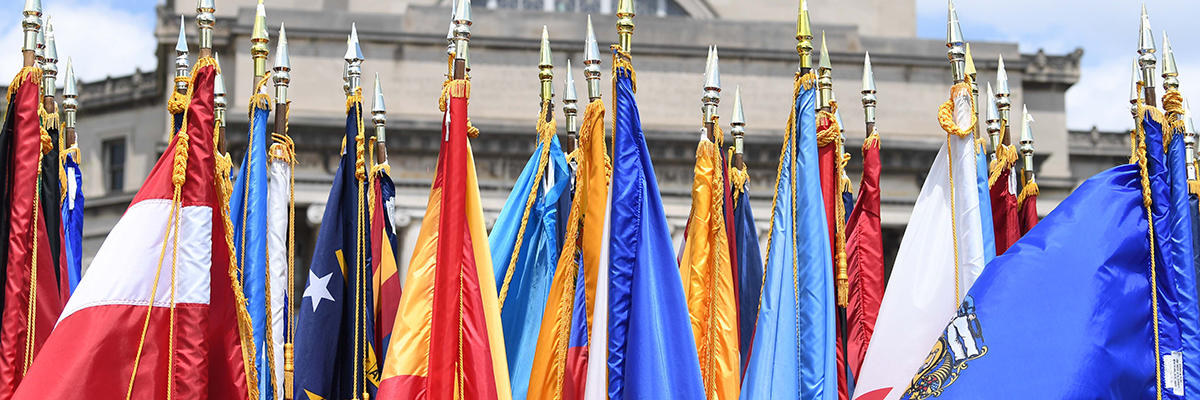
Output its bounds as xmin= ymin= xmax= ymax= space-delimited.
xmin=42 ymin=19 xmax=58 ymax=115
xmin=702 ymin=46 xmax=721 ymax=142
xmin=214 ymin=53 xmax=227 ymax=144
xmin=797 ymin=0 xmax=812 ymax=75
xmin=343 ymin=23 xmax=371 ymax=400
xmin=539 ymin=26 xmax=554 ymax=123
xmin=21 ymin=0 xmax=40 ymax=68
xmin=251 ymin=0 xmax=270 ymax=88
xmin=862 ymin=52 xmax=876 ymax=137
xmin=270 ymin=22 xmax=295 ymax=400
xmin=373 ymin=73 xmax=388 ymax=164
xmin=995 ymin=57 xmax=1012 ymax=147
xmin=731 ymin=86 xmax=746 ymax=169
xmin=563 ymin=61 xmax=579 ymax=153
xmin=1137 ymin=5 xmax=1157 ymax=108
xmin=62 ymin=59 xmax=77 ymax=148
xmin=451 ymin=0 xmax=471 ymax=80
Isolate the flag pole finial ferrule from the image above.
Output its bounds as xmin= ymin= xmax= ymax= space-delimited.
xmin=345 ymin=23 xmax=364 ymax=93
xmin=251 ymin=0 xmax=270 ymax=81
xmin=452 ymin=0 xmax=473 ymax=71
xmin=946 ymin=0 xmax=966 ymax=83
xmin=539 ymin=26 xmax=554 ymax=104
xmin=197 ymin=0 xmax=216 ymax=56
xmin=563 ymin=60 xmax=579 ymax=137
xmin=373 ymin=73 xmax=387 ymax=143
xmin=616 ymin=0 xmax=635 ymax=53
xmin=1138 ymin=5 xmax=1158 ymax=105
xmin=42 ymin=19 xmax=58 ymax=97
xmin=273 ymin=24 xmax=291 ymax=105
xmin=796 ymin=0 xmax=812 ymax=71
xmin=702 ymin=45 xmax=721 ymax=123
xmin=985 ymin=83 xmax=1002 ymax=156
xmin=1161 ymin=31 xmax=1179 ymax=92
xmin=175 ymin=15 xmax=191 ymax=94
xmin=861 ymin=52 xmax=877 ymax=125
xmin=34 ymin=20 xmax=45 ymax=66
xmin=817 ymin=32 xmax=834 ymax=109
xmin=213 ymin=53 xmax=227 ymax=127
xmin=583 ymin=15 xmax=603 ymax=101
xmin=22 ymin=0 xmax=42 ymax=55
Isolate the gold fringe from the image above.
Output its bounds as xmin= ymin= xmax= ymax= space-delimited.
xmin=862 ymin=130 xmax=880 ymax=151
xmin=988 ymin=144 xmax=1018 ymax=187
xmin=249 ymin=93 xmax=272 ymax=115
xmin=1016 ymin=181 xmax=1039 ymax=207
xmin=439 ymin=80 xmax=479 ymax=138
xmin=7 ymin=67 xmax=41 ymax=100
xmin=1190 ymin=180 xmax=1200 ymax=196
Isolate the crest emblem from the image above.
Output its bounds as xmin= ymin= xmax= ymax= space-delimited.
xmin=901 ymin=296 xmax=988 ymax=400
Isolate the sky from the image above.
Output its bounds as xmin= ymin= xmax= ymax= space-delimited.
xmin=0 ymin=0 xmax=1193 ymax=132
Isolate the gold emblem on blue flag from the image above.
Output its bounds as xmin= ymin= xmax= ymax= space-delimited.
xmin=903 ymin=296 xmax=989 ymax=400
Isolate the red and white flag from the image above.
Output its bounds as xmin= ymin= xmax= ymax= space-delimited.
xmin=12 ymin=61 xmax=252 ymax=400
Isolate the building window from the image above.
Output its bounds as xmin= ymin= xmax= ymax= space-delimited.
xmin=102 ymin=137 xmax=126 ymax=192
xmin=476 ymin=0 xmax=687 ymax=16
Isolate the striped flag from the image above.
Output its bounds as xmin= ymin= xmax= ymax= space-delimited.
xmin=375 ymin=79 xmax=511 ymax=400
xmin=370 ymin=167 xmax=402 ymax=357
xmin=852 ymin=82 xmax=987 ymax=400
xmin=12 ymin=59 xmax=253 ymax=399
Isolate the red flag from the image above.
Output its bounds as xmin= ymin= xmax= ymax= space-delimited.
xmin=989 ymin=167 xmax=1021 ymax=254
xmin=816 ymin=111 xmax=850 ymax=400
xmin=844 ymin=131 xmax=884 ymax=382
xmin=0 ymin=68 xmax=64 ymax=399
xmin=12 ymin=60 xmax=253 ymax=400
xmin=1019 ymin=181 xmax=1039 ymax=234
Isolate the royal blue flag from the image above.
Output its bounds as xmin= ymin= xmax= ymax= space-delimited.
xmin=732 ymin=175 xmax=762 ymax=372
xmin=740 ymin=75 xmax=836 ymax=400
xmin=293 ymin=100 xmax=377 ymax=400
xmin=602 ymin=56 xmax=705 ymax=399
xmin=61 ymin=151 xmax=83 ymax=293
xmin=229 ymin=98 xmax=272 ymax=400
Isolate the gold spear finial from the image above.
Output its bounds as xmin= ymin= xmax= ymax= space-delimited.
xmin=196 ymin=0 xmax=216 ymax=58
xmin=1162 ymin=31 xmax=1179 ymax=92
xmin=616 ymin=0 xmax=635 ymax=54
xmin=817 ymin=32 xmax=833 ymax=109
xmin=797 ymin=0 xmax=813 ymax=72
xmin=995 ymin=55 xmax=1012 ymax=144
xmin=539 ymin=26 xmax=554 ymax=105
xmin=251 ymin=0 xmax=270 ymax=82
xmin=946 ymin=0 xmax=967 ymax=83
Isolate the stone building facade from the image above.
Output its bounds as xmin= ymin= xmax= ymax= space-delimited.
xmin=63 ymin=0 xmax=1092 ymax=275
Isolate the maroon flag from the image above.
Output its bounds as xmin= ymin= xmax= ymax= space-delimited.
xmin=989 ymin=165 xmax=1021 ymax=254
xmin=1019 ymin=182 xmax=1039 ymax=234
xmin=844 ymin=131 xmax=884 ymax=382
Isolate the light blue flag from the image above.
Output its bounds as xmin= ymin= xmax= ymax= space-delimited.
xmin=740 ymin=77 xmax=836 ymax=400
xmin=604 ymin=57 xmax=705 ymax=399
xmin=488 ymin=115 xmax=570 ymax=399
xmin=229 ymin=101 xmax=273 ymax=400
xmin=61 ymin=152 xmax=84 ymax=293
xmin=975 ymin=141 xmax=996 ymax=262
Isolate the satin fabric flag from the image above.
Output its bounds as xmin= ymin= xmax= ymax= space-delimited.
xmin=679 ymin=136 xmax=739 ymax=399
xmin=528 ymin=98 xmax=609 ymax=400
xmin=12 ymin=60 xmax=253 ymax=399
xmin=265 ymin=133 xmax=295 ymax=397
xmin=375 ymin=79 xmax=511 ymax=400
xmin=729 ymin=163 xmax=762 ymax=373
xmin=292 ymin=96 xmax=378 ymax=400
xmin=815 ymin=112 xmax=849 ymax=400
xmin=229 ymin=93 xmax=273 ymax=400
xmin=489 ymin=106 xmax=569 ymax=399
xmin=844 ymin=131 xmax=883 ymax=382
xmin=61 ymin=148 xmax=83 ymax=294
xmin=853 ymin=82 xmax=986 ymax=400
xmin=1017 ymin=184 xmax=1038 ymax=235
xmin=371 ymin=168 xmax=402 ymax=357
xmin=973 ymin=138 xmax=996 ymax=265
xmin=740 ymin=73 xmax=836 ymax=400
xmin=988 ymin=166 xmax=1020 ymax=255
xmin=897 ymin=163 xmax=1154 ymax=399
xmin=0 ymin=68 xmax=65 ymax=398
xmin=38 ymin=109 xmax=64 ymax=307
xmin=1149 ymin=105 xmax=1200 ymax=398
xmin=582 ymin=55 xmax=704 ymax=400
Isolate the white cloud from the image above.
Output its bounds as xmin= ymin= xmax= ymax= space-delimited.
xmin=917 ymin=0 xmax=1200 ymax=131
xmin=0 ymin=0 xmax=156 ymax=86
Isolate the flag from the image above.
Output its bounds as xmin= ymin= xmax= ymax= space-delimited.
xmin=987 ymin=153 xmax=1020 ymax=255
xmin=1017 ymin=182 xmax=1038 ymax=235
xmin=265 ymin=129 xmax=296 ymax=398
xmin=817 ymin=108 xmax=851 ymax=400
xmin=375 ymin=78 xmax=511 ymax=400
xmin=1159 ymin=102 xmax=1200 ymax=397
xmin=581 ymin=54 xmax=704 ymax=400
xmin=679 ymin=133 xmax=739 ymax=399
xmin=38 ymin=108 xmax=65 ymax=306
xmin=292 ymin=93 xmax=378 ymax=400
xmin=740 ymin=72 xmax=836 ymax=400
xmin=0 ymin=67 xmax=65 ymax=397
xmin=60 ymin=146 xmax=83 ymax=295
xmin=844 ymin=129 xmax=884 ymax=383
xmin=852 ymin=82 xmax=986 ymax=400
xmin=230 ymin=92 xmax=274 ymax=400
xmin=973 ymin=135 xmax=996 ymax=265
xmin=528 ymin=97 xmax=609 ymax=400
xmin=893 ymin=107 xmax=1193 ymax=399
xmin=12 ymin=58 xmax=253 ymax=399
xmin=488 ymin=105 xmax=569 ymax=399
xmin=370 ymin=166 xmax=402 ymax=357
xmin=729 ymin=158 xmax=762 ymax=373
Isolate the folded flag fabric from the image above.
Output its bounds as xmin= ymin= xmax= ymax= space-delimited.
xmin=375 ymin=78 xmax=511 ymax=400
xmin=60 ymin=147 xmax=84 ymax=295
xmin=844 ymin=129 xmax=884 ymax=383
xmin=739 ymin=72 xmax=836 ymax=400
xmin=729 ymin=161 xmax=762 ymax=373
xmin=371 ymin=167 xmax=402 ymax=357
xmin=266 ymin=131 xmax=296 ymax=398
xmin=12 ymin=59 xmax=253 ymax=400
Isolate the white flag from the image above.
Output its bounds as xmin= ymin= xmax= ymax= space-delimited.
xmin=852 ymin=86 xmax=987 ymax=400
xmin=267 ymin=147 xmax=293 ymax=397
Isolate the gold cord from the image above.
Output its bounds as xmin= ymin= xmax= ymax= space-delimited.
xmin=497 ymin=103 xmax=556 ymax=308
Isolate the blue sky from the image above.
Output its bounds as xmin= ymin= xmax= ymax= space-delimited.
xmin=0 ymin=0 xmax=1193 ymax=131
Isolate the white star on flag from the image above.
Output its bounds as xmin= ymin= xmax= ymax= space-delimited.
xmin=303 ymin=270 xmax=335 ymax=312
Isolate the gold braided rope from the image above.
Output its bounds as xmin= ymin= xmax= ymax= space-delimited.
xmin=497 ymin=103 xmax=556 ymax=309
xmin=269 ymin=100 xmax=298 ymax=400
xmin=817 ymin=107 xmax=849 ymax=306
xmin=1134 ymin=102 xmax=1165 ymax=400
xmin=167 ymin=77 xmax=191 ymax=115
xmin=937 ymin=81 xmax=975 ymax=306
xmin=1163 ymin=90 xmax=1186 ymax=146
